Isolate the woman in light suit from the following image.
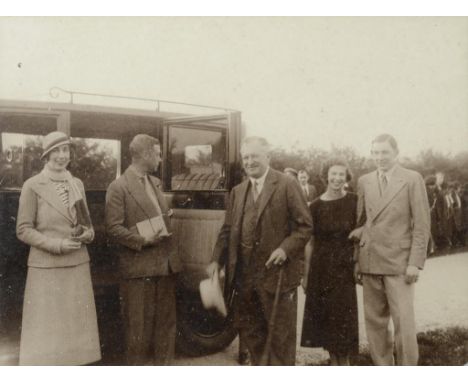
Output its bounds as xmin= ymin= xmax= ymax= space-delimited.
xmin=16 ymin=131 xmax=101 ymax=365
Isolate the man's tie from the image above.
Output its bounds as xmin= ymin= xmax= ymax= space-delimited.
xmin=380 ymin=173 xmax=388 ymax=194
xmin=303 ymin=185 xmax=309 ymax=197
xmin=142 ymin=176 xmax=163 ymax=215
xmin=252 ymin=180 xmax=259 ymax=202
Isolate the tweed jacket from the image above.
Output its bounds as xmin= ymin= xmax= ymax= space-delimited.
xmin=105 ymin=167 xmax=183 ymax=279
xmin=355 ymin=164 xmax=431 ymax=275
xmin=213 ymin=168 xmax=313 ymax=294
xmin=16 ymin=170 xmax=92 ymax=268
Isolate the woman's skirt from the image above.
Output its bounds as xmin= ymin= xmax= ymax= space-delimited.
xmin=19 ymin=262 xmax=101 ymax=365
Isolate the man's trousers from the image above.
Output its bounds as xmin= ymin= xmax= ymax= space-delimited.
xmin=120 ymin=275 xmax=176 ymax=365
xmin=362 ymin=274 xmax=418 ymax=366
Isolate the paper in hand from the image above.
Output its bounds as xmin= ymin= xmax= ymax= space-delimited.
xmin=136 ymin=215 xmax=170 ymax=240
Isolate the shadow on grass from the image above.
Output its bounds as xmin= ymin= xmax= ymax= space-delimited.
xmin=307 ymin=326 xmax=468 ymax=366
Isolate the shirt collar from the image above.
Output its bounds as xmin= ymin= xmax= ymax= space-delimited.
xmin=249 ymin=167 xmax=270 ymax=190
xmin=378 ymin=163 xmax=398 ymax=181
xmin=129 ymin=164 xmax=147 ymax=179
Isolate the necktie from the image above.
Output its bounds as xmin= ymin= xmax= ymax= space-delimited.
xmin=252 ymin=180 xmax=259 ymax=202
xmin=303 ymin=185 xmax=309 ymax=197
xmin=142 ymin=176 xmax=163 ymax=215
xmin=380 ymin=173 xmax=388 ymax=194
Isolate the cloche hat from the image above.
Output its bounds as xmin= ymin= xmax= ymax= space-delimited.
xmin=41 ymin=131 xmax=71 ymax=160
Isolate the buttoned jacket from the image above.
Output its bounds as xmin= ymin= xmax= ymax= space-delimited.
xmin=105 ymin=167 xmax=183 ymax=279
xmin=356 ymin=164 xmax=431 ymax=274
xmin=213 ymin=169 xmax=313 ymax=293
xmin=16 ymin=170 xmax=92 ymax=268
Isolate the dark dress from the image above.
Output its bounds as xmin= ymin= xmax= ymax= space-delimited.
xmin=301 ymin=192 xmax=359 ymax=355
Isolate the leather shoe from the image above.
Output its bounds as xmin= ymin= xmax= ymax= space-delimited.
xmin=238 ymin=350 xmax=251 ymax=366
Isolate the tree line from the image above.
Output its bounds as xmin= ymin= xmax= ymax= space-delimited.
xmin=269 ymin=145 xmax=468 ymax=193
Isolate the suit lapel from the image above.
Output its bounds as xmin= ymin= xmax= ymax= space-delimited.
xmin=234 ymin=179 xmax=250 ymax=228
xmin=371 ymin=165 xmax=407 ymax=221
xmin=123 ymin=168 xmax=159 ymax=219
xmin=255 ymin=170 xmax=278 ymax=227
xmin=31 ymin=172 xmax=74 ymax=223
xmin=364 ymin=171 xmax=381 ymax=220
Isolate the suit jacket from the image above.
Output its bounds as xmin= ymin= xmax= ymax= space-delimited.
xmin=16 ymin=170 xmax=92 ymax=268
xmin=213 ymin=169 xmax=313 ymax=294
xmin=105 ymin=167 xmax=183 ymax=279
xmin=300 ymin=184 xmax=317 ymax=205
xmin=356 ymin=164 xmax=431 ymax=275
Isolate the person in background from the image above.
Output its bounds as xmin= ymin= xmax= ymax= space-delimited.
xmin=208 ymin=136 xmax=312 ymax=365
xmin=283 ymin=167 xmax=298 ymax=180
xmin=105 ymin=134 xmax=182 ymax=365
xmin=443 ymin=182 xmax=455 ymax=249
xmin=16 ymin=131 xmax=100 ymax=365
xmin=451 ymin=182 xmax=464 ymax=247
xmin=462 ymin=183 xmax=468 ymax=246
xmin=433 ymin=172 xmax=449 ymax=249
xmin=297 ymin=169 xmax=317 ymax=207
xmin=424 ymin=175 xmax=437 ymax=255
xmin=350 ymin=134 xmax=430 ymax=366
xmin=301 ymin=158 xmax=359 ymax=366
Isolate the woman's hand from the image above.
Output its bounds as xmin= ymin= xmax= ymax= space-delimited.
xmin=73 ymin=226 xmax=94 ymax=244
xmin=348 ymin=227 xmax=364 ymax=242
xmin=60 ymin=238 xmax=82 ymax=253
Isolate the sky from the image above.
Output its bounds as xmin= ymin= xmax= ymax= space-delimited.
xmin=1 ymin=17 xmax=467 ymax=158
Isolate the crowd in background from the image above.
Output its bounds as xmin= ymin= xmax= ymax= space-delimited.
xmin=272 ymin=149 xmax=468 ymax=256
xmin=425 ymin=172 xmax=468 ymax=253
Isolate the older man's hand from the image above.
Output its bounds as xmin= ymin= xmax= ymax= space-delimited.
xmin=265 ymin=248 xmax=287 ymax=269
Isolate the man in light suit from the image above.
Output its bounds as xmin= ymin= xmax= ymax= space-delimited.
xmin=105 ymin=134 xmax=182 ymax=365
xmin=208 ymin=136 xmax=312 ymax=365
xmin=350 ymin=134 xmax=430 ymax=366
xmin=297 ymin=169 xmax=317 ymax=206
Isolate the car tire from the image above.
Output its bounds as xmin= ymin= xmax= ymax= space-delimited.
xmin=175 ymin=287 xmax=237 ymax=357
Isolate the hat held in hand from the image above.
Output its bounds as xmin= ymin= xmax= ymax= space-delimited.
xmin=199 ymin=268 xmax=227 ymax=317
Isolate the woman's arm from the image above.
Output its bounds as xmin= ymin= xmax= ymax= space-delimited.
xmin=16 ymin=181 xmax=63 ymax=254
xmin=301 ymin=236 xmax=315 ymax=293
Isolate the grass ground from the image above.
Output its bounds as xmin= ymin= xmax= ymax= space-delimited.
xmin=308 ymin=327 xmax=468 ymax=366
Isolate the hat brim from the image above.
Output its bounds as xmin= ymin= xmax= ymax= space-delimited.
xmin=199 ymin=272 xmax=227 ymax=317
xmin=41 ymin=140 xmax=71 ymax=160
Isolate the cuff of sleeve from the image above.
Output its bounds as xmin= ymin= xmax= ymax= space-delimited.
xmin=408 ymin=256 xmax=425 ymax=270
xmin=54 ymin=239 xmax=64 ymax=255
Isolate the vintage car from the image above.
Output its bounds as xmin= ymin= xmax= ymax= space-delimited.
xmin=0 ymin=89 xmax=243 ymax=364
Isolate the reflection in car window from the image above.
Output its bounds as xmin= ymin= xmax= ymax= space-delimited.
xmin=169 ymin=126 xmax=226 ymax=191
xmin=0 ymin=133 xmax=44 ymax=189
xmin=69 ymin=137 xmax=120 ymax=191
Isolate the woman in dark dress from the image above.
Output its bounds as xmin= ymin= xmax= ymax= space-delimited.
xmin=301 ymin=158 xmax=359 ymax=366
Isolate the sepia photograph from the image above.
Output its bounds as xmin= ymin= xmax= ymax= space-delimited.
xmin=0 ymin=12 xmax=467 ymax=369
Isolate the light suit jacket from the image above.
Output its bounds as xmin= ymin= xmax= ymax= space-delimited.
xmin=16 ymin=170 xmax=92 ymax=268
xmin=105 ymin=167 xmax=183 ymax=279
xmin=213 ymin=169 xmax=313 ymax=294
xmin=356 ymin=164 xmax=431 ymax=275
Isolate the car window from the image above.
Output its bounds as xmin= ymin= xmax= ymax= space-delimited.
xmin=169 ymin=126 xmax=227 ymax=191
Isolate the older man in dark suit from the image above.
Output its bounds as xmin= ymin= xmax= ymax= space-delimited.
xmin=105 ymin=134 xmax=182 ymax=365
xmin=208 ymin=136 xmax=312 ymax=365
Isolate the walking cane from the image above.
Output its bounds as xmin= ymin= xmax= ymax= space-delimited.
xmin=259 ymin=267 xmax=284 ymax=366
